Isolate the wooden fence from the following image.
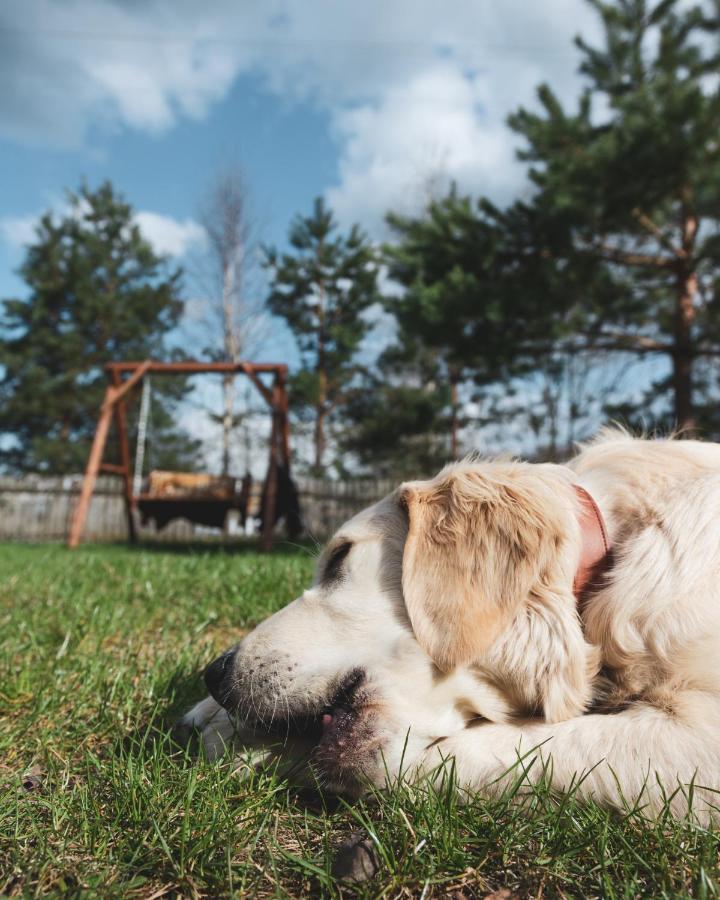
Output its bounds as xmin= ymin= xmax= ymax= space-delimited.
xmin=0 ymin=474 xmax=396 ymax=543
xmin=295 ymin=476 xmax=396 ymax=539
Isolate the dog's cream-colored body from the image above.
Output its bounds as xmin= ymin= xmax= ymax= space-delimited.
xmin=186 ymin=433 xmax=720 ymax=819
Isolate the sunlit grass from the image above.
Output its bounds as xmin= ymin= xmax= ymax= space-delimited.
xmin=1 ymin=544 xmax=718 ymax=897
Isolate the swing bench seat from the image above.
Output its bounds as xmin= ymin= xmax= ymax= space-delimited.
xmin=135 ymin=470 xmax=251 ymax=531
xmin=146 ymin=470 xmax=235 ymax=500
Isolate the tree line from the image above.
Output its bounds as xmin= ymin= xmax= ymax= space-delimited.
xmin=1 ymin=0 xmax=719 ymax=478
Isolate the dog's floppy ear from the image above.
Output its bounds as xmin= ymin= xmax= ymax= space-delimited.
xmin=399 ymin=464 xmax=572 ymax=673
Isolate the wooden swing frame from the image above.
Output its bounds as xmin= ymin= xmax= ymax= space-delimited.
xmin=68 ymin=360 xmax=291 ymax=551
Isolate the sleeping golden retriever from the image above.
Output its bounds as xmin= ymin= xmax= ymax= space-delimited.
xmin=184 ymin=431 xmax=720 ymax=820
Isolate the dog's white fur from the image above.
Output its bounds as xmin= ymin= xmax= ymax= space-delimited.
xmin=185 ymin=432 xmax=720 ymax=820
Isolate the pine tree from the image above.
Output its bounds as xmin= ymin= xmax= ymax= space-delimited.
xmin=341 ymin=335 xmax=454 ymax=478
xmin=506 ymin=0 xmax=720 ymax=431
xmin=265 ymin=198 xmax=379 ymax=473
xmin=0 ymin=181 xmax=199 ymax=473
xmin=384 ymin=191 xmax=585 ymax=455
xmin=383 ymin=0 xmax=720 ymax=442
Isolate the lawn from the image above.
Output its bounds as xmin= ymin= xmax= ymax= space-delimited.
xmin=1 ymin=543 xmax=719 ymax=898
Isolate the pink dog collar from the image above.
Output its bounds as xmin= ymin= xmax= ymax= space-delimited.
xmin=573 ymin=485 xmax=610 ymax=601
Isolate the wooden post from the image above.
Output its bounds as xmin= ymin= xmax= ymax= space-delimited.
xmin=110 ymin=369 xmax=137 ymax=543
xmin=68 ymin=361 xmax=151 ymax=549
xmin=260 ymin=377 xmax=281 ymax=552
xmin=278 ymin=369 xmax=291 ymax=470
xmin=67 ymin=386 xmax=117 ymax=548
xmin=240 ymin=361 xmax=273 ymax=407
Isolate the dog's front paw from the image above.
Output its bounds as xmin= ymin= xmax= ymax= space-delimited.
xmin=176 ymin=695 xmax=236 ymax=760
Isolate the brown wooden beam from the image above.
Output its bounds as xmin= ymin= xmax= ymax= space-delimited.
xmin=110 ymin=369 xmax=138 ymax=543
xmin=239 ymin=361 xmax=274 ymax=407
xmin=260 ymin=376 xmax=282 ymax=552
xmin=110 ymin=360 xmax=151 ymax=404
xmin=68 ymin=361 xmax=150 ymax=548
xmin=67 ymin=388 xmax=116 ymax=548
xmin=106 ymin=361 xmax=287 ymax=376
xmin=278 ymin=369 xmax=291 ymax=468
xmin=99 ymin=462 xmax=126 ymax=475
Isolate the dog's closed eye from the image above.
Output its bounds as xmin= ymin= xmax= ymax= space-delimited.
xmin=322 ymin=541 xmax=352 ymax=585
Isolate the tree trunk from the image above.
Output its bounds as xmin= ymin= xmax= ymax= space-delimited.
xmin=221 ymin=258 xmax=239 ymax=476
xmin=315 ymin=326 xmax=327 ymax=473
xmin=314 ymin=389 xmax=326 ymax=473
xmin=672 ymin=267 xmax=697 ymax=433
xmin=449 ymin=370 xmax=459 ymax=459
xmin=672 ymin=204 xmax=698 ymax=433
xmin=315 ymin=266 xmax=327 ymax=474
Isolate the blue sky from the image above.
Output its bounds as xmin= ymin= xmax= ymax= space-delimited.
xmin=0 ymin=1 xmax=601 ymax=279
xmin=0 ymin=70 xmax=337 ymax=319
xmin=0 ymin=0 xmax=609 ymax=465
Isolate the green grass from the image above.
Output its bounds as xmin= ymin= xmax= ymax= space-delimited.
xmin=1 ymin=543 xmax=719 ymax=898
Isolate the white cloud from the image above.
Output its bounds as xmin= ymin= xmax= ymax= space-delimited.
xmin=2 ymin=0 xmax=603 ymax=225
xmin=0 ymin=215 xmax=39 ymax=249
xmin=324 ymin=0 xmax=602 ymax=229
xmin=327 ymin=63 xmax=526 ymax=233
xmin=0 ymin=0 xmax=278 ymax=147
xmin=135 ymin=212 xmax=206 ymax=257
xmin=0 ymin=206 xmax=205 ymax=258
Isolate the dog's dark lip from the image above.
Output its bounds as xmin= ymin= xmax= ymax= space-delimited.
xmin=238 ymin=668 xmax=367 ymax=746
xmin=315 ymin=668 xmax=366 ymax=748
xmin=326 ymin=668 xmax=366 ymax=712
xmin=318 ymin=703 xmax=358 ymax=745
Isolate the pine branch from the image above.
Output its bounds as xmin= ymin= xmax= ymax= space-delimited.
xmin=591 ymin=243 xmax=678 ymax=270
xmin=631 ymin=208 xmax=684 ymax=258
xmin=578 ymin=331 xmax=671 ymax=352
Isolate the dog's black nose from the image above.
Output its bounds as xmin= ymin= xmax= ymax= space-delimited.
xmin=204 ymin=649 xmax=236 ymax=704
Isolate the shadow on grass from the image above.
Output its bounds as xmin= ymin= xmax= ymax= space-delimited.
xmin=155 ymin=657 xmax=211 ymax=727
xmin=15 ymin=536 xmax=322 ymax=558
xmin=120 ymin=537 xmax=320 ymax=557
xmin=141 ymin=658 xmax=346 ymax=816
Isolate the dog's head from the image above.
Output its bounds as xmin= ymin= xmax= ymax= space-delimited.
xmin=205 ymin=460 xmax=598 ymax=792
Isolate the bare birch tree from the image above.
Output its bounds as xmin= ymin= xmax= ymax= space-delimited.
xmin=196 ymin=169 xmax=266 ymax=475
